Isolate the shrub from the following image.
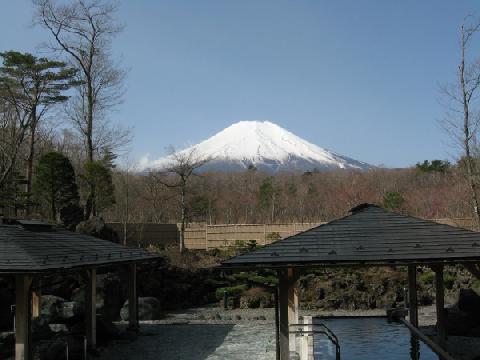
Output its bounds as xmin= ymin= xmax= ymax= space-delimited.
xmin=444 ymin=274 xmax=456 ymax=289
xmin=215 ymin=284 xmax=248 ymax=300
xmin=418 ymin=272 xmax=435 ymax=285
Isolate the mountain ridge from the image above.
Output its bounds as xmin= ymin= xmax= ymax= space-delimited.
xmin=144 ymin=120 xmax=373 ymax=173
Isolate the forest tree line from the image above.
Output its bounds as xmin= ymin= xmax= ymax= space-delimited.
xmin=105 ymin=160 xmax=472 ymax=226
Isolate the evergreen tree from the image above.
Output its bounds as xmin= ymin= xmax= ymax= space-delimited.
xmin=82 ymin=161 xmax=115 ymax=216
xmin=34 ymin=152 xmax=79 ymax=220
xmin=416 ymin=160 xmax=450 ymax=173
xmin=0 ymin=51 xmax=77 ymax=213
xmin=383 ymin=191 xmax=405 ymax=210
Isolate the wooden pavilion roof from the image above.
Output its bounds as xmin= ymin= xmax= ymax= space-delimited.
xmin=0 ymin=221 xmax=162 ymax=273
xmin=221 ymin=204 xmax=480 ymax=269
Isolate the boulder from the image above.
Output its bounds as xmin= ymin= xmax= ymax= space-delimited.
xmin=76 ymin=217 xmax=113 ymax=241
xmin=32 ymin=318 xmax=53 ymax=341
xmin=59 ymin=301 xmax=83 ymax=320
xmin=446 ymin=306 xmax=473 ymax=336
xmin=40 ymin=295 xmax=65 ymax=323
xmin=120 ymin=297 xmax=162 ymax=321
xmin=458 ymin=289 xmax=480 ymax=318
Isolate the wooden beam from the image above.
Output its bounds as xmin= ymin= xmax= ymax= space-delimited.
xmin=15 ymin=275 xmax=32 ymax=360
xmin=278 ymin=269 xmax=290 ymax=360
xmin=127 ymin=263 xmax=139 ymax=330
xmin=287 ymin=268 xmax=298 ymax=353
xmin=85 ymin=268 xmax=97 ymax=350
xmin=432 ymin=264 xmax=446 ymax=348
xmin=408 ymin=264 xmax=418 ymax=327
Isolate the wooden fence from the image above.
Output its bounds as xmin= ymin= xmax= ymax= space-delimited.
xmin=106 ymin=222 xmax=322 ymax=249
xmin=106 ymin=218 xmax=476 ymax=250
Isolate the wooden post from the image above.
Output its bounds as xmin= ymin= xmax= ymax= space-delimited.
xmin=128 ymin=263 xmax=139 ymax=330
xmin=278 ymin=269 xmax=290 ymax=360
xmin=432 ymin=264 xmax=446 ymax=348
xmin=31 ymin=292 xmax=40 ymax=319
xmin=264 ymin=224 xmax=267 ymax=245
xmin=15 ymin=275 xmax=32 ymax=360
xmin=408 ymin=264 xmax=418 ymax=327
xmin=274 ymin=287 xmax=280 ymax=360
xmin=205 ymin=224 xmax=208 ymax=251
xmin=288 ymin=268 xmax=299 ymax=353
xmin=85 ymin=268 xmax=97 ymax=350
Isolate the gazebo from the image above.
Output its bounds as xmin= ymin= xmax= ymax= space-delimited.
xmin=0 ymin=219 xmax=162 ymax=360
xmin=221 ymin=204 xmax=480 ymax=359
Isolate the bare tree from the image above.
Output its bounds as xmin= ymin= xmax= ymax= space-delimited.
xmin=441 ymin=16 xmax=480 ymax=227
xmin=151 ymin=147 xmax=210 ymax=252
xmin=0 ymin=100 xmax=30 ymax=190
xmin=34 ymin=0 xmax=128 ymax=218
xmin=34 ymin=0 xmax=127 ymax=162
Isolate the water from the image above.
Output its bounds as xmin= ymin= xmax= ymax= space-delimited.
xmin=313 ymin=317 xmax=438 ymax=360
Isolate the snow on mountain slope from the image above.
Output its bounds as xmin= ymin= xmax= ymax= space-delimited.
xmin=145 ymin=121 xmax=373 ymax=173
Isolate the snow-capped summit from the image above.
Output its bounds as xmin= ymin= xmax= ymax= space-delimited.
xmin=145 ymin=120 xmax=372 ymax=173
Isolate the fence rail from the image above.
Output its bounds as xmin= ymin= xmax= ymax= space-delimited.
xmin=106 ymin=217 xmax=475 ymax=250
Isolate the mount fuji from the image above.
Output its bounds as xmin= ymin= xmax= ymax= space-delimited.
xmin=144 ymin=121 xmax=373 ymax=173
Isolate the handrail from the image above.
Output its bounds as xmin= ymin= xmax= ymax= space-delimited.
xmin=289 ymin=322 xmax=341 ymax=360
xmin=401 ymin=319 xmax=455 ymax=360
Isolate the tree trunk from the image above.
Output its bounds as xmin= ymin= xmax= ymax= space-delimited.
xmin=25 ymin=107 xmax=37 ymax=216
xmin=460 ymin=25 xmax=480 ymax=228
xmin=85 ymin=76 xmax=95 ymax=219
xmin=180 ymin=178 xmax=186 ymax=253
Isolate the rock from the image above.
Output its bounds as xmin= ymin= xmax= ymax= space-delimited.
xmin=458 ymin=289 xmax=480 ymax=318
xmin=97 ymin=316 xmax=120 ymax=344
xmin=49 ymin=324 xmax=68 ymax=333
xmin=59 ymin=301 xmax=83 ymax=320
xmin=40 ymin=295 xmax=83 ymax=324
xmin=120 ymin=297 xmax=162 ymax=321
xmin=32 ymin=318 xmax=53 ymax=341
xmin=44 ymin=340 xmax=68 ymax=360
xmin=0 ymin=332 xmax=14 ymax=359
xmin=215 ymin=313 xmax=222 ymax=320
xmin=235 ymin=315 xmax=242 ymax=321
xmin=447 ymin=307 xmax=472 ymax=336
xmin=76 ymin=217 xmax=112 ymax=241
xmin=40 ymin=295 xmax=65 ymax=323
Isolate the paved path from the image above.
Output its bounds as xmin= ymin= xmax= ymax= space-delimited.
xmin=98 ymin=323 xmax=276 ymax=360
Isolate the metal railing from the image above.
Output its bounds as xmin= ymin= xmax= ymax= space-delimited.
xmin=289 ymin=322 xmax=341 ymax=360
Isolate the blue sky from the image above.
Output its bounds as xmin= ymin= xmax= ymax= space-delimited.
xmin=2 ymin=1 xmax=480 ymax=167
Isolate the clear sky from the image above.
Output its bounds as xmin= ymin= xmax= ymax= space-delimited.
xmin=2 ymin=0 xmax=480 ymax=168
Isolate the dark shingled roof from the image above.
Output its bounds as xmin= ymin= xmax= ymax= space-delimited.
xmin=0 ymin=222 xmax=162 ymax=273
xmin=221 ymin=204 xmax=480 ymax=268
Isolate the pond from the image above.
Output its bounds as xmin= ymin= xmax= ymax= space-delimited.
xmin=313 ymin=317 xmax=438 ymax=360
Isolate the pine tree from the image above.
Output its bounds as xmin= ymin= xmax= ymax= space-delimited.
xmin=0 ymin=51 xmax=77 ymax=213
